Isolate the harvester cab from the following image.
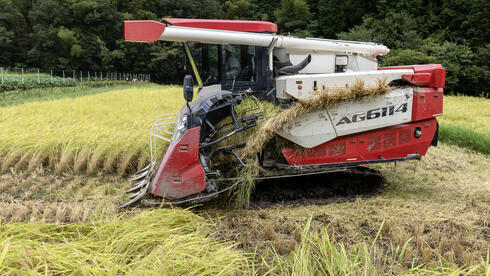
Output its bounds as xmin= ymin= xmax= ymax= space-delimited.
xmin=119 ymin=18 xmax=446 ymax=208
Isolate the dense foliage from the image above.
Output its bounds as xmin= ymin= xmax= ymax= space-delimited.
xmin=0 ymin=0 xmax=488 ymax=95
xmin=0 ymin=76 xmax=76 ymax=92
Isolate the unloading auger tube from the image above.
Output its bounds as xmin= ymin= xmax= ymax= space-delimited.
xmin=119 ymin=18 xmax=445 ymax=208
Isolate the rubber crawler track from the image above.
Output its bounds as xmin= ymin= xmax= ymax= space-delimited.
xmin=248 ymin=167 xmax=385 ymax=209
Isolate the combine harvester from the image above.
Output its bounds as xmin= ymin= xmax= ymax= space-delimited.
xmin=120 ymin=19 xmax=445 ymax=208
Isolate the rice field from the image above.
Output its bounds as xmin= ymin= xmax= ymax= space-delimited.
xmin=438 ymin=95 xmax=490 ymax=154
xmin=0 ymin=209 xmax=249 ymax=275
xmin=0 ymin=85 xmax=489 ymax=274
xmin=0 ymin=84 xmax=184 ymax=175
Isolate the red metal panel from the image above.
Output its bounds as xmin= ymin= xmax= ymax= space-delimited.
xmin=379 ymin=64 xmax=446 ymax=88
xmin=151 ymin=127 xmax=206 ymax=199
xmin=412 ymin=87 xmax=443 ymax=121
xmin=282 ymin=119 xmax=437 ymax=165
xmin=124 ymin=20 xmax=165 ymax=42
xmin=163 ymin=18 xmax=278 ymax=33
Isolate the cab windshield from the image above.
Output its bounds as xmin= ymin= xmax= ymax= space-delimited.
xmin=186 ymin=43 xmax=257 ymax=88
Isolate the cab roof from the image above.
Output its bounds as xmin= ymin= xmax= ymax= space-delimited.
xmin=162 ymin=18 xmax=277 ymax=33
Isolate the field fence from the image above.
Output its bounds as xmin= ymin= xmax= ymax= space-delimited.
xmin=0 ymin=67 xmax=151 ymax=92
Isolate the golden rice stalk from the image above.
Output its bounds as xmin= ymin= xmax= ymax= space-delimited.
xmin=0 ymin=209 xmax=250 ymax=275
xmin=0 ymin=85 xmax=183 ymax=174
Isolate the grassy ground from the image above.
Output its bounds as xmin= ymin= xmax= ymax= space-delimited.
xmin=438 ymin=95 xmax=490 ymax=154
xmin=211 ymin=144 xmax=489 ymax=274
xmin=0 ymin=85 xmax=488 ymax=274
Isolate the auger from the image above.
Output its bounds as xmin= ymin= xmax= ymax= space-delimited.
xmin=119 ymin=18 xmax=445 ymax=208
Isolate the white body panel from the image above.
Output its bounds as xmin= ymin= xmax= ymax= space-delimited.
xmin=347 ymin=55 xmax=378 ymax=72
xmin=279 ymin=110 xmax=337 ymax=148
xmin=276 ymin=88 xmax=414 ymax=148
xmin=160 ymin=26 xmax=389 ymax=58
xmin=329 ymin=87 xmax=413 ymax=136
xmin=275 ymin=69 xmax=413 ymax=100
xmin=286 ymin=52 xmax=378 ymax=74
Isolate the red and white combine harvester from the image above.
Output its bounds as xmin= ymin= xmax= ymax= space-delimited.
xmin=120 ymin=19 xmax=445 ymax=208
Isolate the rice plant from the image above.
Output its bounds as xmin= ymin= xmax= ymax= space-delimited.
xmin=0 ymin=209 xmax=250 ymax=275
xmin=438 ymin=95 xmax=490 ymax=154
xmin=439 ymin=124 xmax=490 ymax=154
xmin=0 ymin=84 xmax=185 ymax=175
xmin=265 ymin=218 xmax=490 ymax=275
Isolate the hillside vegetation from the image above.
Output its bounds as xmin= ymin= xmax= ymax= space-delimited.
xmin=1 ymin=0 xmax=488 ymax=96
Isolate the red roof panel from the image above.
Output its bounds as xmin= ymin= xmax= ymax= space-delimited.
xmin=163 ymin=18 xmax=277 ymax=33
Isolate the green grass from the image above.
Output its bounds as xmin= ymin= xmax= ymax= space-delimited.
xmin=440 ymin=95 xmax=490 ymax=133
xmin=439 ymin=124 xmax=490 ymax=154
xmin=438 ymin=95 xmax=490 ymax=154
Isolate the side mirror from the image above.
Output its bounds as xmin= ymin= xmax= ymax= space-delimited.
xmin=183 ymin=74 xmax=194 ymax=102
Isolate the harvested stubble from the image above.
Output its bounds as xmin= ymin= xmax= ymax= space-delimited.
xmin=0 ymin=84 xmax=184 ymax=175
xmin=0 ymin=209 xmax=249 ymax=275
xmin=0 ymin=170 xmax=127 ymax=223
xmin=265 ymin=219 xmax=489 ymax=275
xmin=211 ymin=144 xmax=490 ymax=274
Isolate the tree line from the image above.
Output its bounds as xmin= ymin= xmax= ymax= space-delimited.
xmin=0 ymin=0 xmax=488 ymax=96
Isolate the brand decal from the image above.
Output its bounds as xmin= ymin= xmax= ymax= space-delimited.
xmin=336 ymin=103 xmax=408 ymax=126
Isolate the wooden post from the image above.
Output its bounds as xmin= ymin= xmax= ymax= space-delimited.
xmin=62 ymin=70 xmax=65 ymax=82
xmin=73 ymin=70 xmax=76 ymax=85
xmin=50 ymin=70 xmax=53 ymax=84
xmin=80 ymin=71 xmax=82 ymax=83
xmin=38 ymin=69 xmax=40 ymax=84
xmin=1 ymin=67 xmax=3 ymax=85
xmin=21 ymin=68 xmax=24 ymax=85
